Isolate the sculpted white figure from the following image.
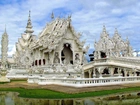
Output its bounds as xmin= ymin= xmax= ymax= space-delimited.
xmin=53 ymin=52 xmax=60 ymax=63
xmin=75 ymin=53 xmax=80 ymax=64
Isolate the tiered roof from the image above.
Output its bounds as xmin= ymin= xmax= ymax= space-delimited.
xmin=30 ymin=16 xmax=86 ymax=53
xmin=94 ymin=25 xmax=133 ymax=57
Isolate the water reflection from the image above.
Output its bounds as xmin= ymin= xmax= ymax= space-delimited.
xmin=0 ymin=92 xmax=140 ymax=105
xmin=0 ymin=92 xmax=95 ymax=105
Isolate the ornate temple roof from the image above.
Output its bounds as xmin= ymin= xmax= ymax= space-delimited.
xmin=13 ymin=12 xmax=88 ymax=66
xmin=94 ymin=26 xmax=133 ymax=57
xmin=30 ymin=16 xmax=85 ymax=52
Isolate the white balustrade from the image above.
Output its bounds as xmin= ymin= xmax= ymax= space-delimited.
xmin=37 ymin=76 xmax=140 ymax=87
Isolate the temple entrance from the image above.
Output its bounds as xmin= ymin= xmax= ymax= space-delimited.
xmin=101 ymin=51 xmax=106 ymax=58
xmin=61 ymin=43 xmax=73 ymax=64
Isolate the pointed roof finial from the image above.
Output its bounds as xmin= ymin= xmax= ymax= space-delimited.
xmin=29 ymin=10 xmax=31 ymax=17
xmin=68 ymin=14 xmax=71 ymax=20
xmin=115 ymin=28 xmax=118 ymax=34
xmin=2 ymin=24 xmax=8 ymax=36
xmin=126 ymin=36 xmax=129 ymax=42
xmin=25 ymin=10 xmax=34 ymax=34
xmin=51 ymin=12 xmax=54 ymax=19
xmin=4 ymin=24 xmax=7 ymax=33
xmin=103 ymin=24 xmax=106 ymax=32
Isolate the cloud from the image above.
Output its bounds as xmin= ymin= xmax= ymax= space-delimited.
xmin=0 ymin=0 xmax=140 ymax=56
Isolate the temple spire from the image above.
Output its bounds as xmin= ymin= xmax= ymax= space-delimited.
xmin=101 ymin=25 xmax=108 ymax=38
xmin=1 ymin=27 xmax=8 ymax=68
xmin=103 ymin=25 xmax=106 ymax=33
xmin=51 ymin=12 xmax=54 ymax=19
xmin=25 ymin=10 xmax=34 ymax=34
xmin=0 ymin=27 xmax=10 ymax=82
xmin=113 ymin=28 xmax=121 ymax=39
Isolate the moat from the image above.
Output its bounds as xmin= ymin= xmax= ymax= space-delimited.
xmin=1 ymin=91 xmax=140 ymax=105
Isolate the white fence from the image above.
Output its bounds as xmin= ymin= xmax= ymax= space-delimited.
xmin=28 ymin=76 xmax=140 ymax=87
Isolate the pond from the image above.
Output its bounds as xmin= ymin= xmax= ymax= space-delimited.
xmin=0 ymin=91 xmax=140 ymax=105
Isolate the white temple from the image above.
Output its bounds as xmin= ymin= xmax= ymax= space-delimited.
xmin=1 ymin=11 xmax=140 ymax=87
xmin=11 ymin=11 xmax=88 ymax=80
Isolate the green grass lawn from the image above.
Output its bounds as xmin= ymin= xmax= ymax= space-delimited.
xmin=0 ymin=86 xmax=140 ymax=99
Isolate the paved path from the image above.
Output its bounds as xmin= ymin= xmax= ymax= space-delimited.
xmin=1 ymin=81 xmax=140 ymax=94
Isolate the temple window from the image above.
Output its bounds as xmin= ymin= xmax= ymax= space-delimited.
xmin=35 ymin=60 xmax=37 ymax=66
xmin=114 ymin=68 xmax=118 ymax=74
xmin=39 ymin=59 xmax=41 ymax=65
xmin=43 ymin=59 xmax=45 ymax=65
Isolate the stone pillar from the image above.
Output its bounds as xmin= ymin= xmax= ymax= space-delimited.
xmin=94 ymin=51 xmax=97 ymax=59
xmin=81 ymin=70 xmax=84 ymax=78
xmin=128 ymin=70 xmax=132 ymax=76
xmin=92 ymin=68 xmax=96 ymax=78
xmin=98 ymin=67 xmax=103 ymax=78
xmin=109 ymin=67 xmax=114 ymax=77
xmin=88 ymin=70 xmax=92 ymax=78
xmin=133 ymin=68 xmax=137 ymax=76
xmin=98 ymin=51 xmax=101 ymax=59
xmin=118 ymin=67 xmax=122 ymax=77
xmin=124 ymin=68 xmax=127 ymax=77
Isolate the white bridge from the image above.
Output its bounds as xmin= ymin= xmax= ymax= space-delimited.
xmin=7 ymin=57 xmax=140 ymax=87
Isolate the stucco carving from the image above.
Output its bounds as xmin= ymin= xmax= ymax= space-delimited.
xmin=94 ymin=26 xmax=133 ymax=59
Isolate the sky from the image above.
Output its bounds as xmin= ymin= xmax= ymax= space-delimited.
xmin=0 ymin=0 xmax=140 ymax=56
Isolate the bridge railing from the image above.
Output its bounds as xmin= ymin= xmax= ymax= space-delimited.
xmin=108 ymin=57 xmax=140 ymax=67
xmin=32 ymin=76 xmax=140 ymax=87
xmin=94 ymin=58 xmax=107 ymax=63
xmin=93 ymin=57 xmax=140 ymax=65
xmin=84 ymin=57 xmax=140 ymax=70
